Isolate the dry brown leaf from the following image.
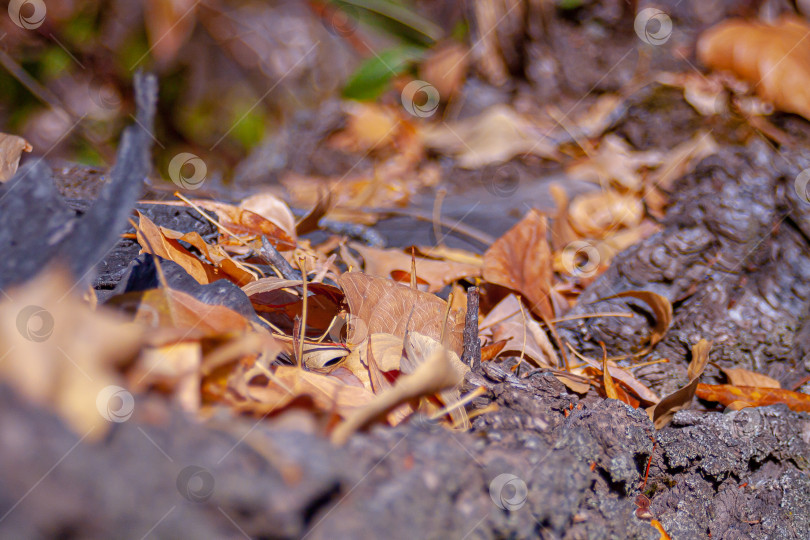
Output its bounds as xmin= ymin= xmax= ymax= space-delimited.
xmin=162 ymin=228 xmax=256 ymax=285
xmin=597 ymin=290 xmax=673 ymax=348
xmin=567 ymin=189 xmax=644 ymax=238
xmin=656 ymin=72 xmax=729 ymax=116
xmin=414 ymin=245 xmax=484 ymax=267
xmin=698 ymin=16 xmax=810 ymax=120
xmin=569 ymin=347 xmax=660 ymax=404
xmin=0 ymin=132 xmax=32 ymax=181
xmin=484 ymin=209 xmax=554 ymax=319
xmin=144 ymin=0 xmax=197 ymax=63
xmin=650 ymin=339 xmax=711 ymax=429
xmin=480 ymin=294 xmax=558 ymax=367
xmin=239 ymin=192 xmax=297 ymax=240
xmin=136 ymin=287 xmax=252 ymax=338
xmin=420 ymin=105 xmax=557 ymax=168
xmin=351 ymin=243 xmax=480 ymax=293
xmin=720 ymin=367 xmax=781 ymax=389
xmin=339 ymin=272 xmax=464 ymax=356
xmin=566 ymin=134 xmax=663 ymax=192
xmin=343 ymin=333 xmax=405 ymax=392
xmin=420 ymin=41 xmax=469 ymax=99
xmin=241 ymin=365 xmax=376 ymax=418
xmin=0 ymin=267 xmax=143 ymax=439
xmin=331 ymin=341 xmax=463 ymax=444
xmin=131 ymin=342 xmax=201 ymax=412
xmin=188 ymin=200 xmax=296 ymax=250
xmin=647 ymin=131 xmax=719 ymax=192
xmin=329 ymin=102 xmax=404 ymax=153
xmin=603 ymin=349 xmax=619 ymax=400
xmin=135 ymin=211 xmax=224 ymax=284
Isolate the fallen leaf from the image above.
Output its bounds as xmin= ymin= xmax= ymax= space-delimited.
xmin=420 ymin=105 xmax=557 ymax=168
xmin=186 ymin=200 xmax=296 ymax=250
xmin=239 ymin=192 xmax=297 ymax=240
xmin=131 ymin=342 xmax=201 ymax=412
xmin=332 ymin=340 xmax=463 ymax=444
xmin=647 ymin=131 xmax=719 ymax=192
xmin=695 ymin=384 xmax=810 ymax=412
xmin=568 ymin=347 xmax=660 ymax=405
xmin=351 ymin=242 xmax=480 ymax=293
xmin=0 ymin=132 xmax=32 ymax=181
xmin=479 ymin=294 xmax=559 ymax=367
xmin=650 ymin=339 xmax=711 ymax=428
xmin=567 ymin=189 xmax=644 ymax=238
xmin=698 ymin=16 xmax=810 ymax=120
xmin=161 ymin=228 xmax=256 ymax=285
xmin=721 ymin=367 xmax=781 ymax=389
xmin=135 ymin=211 xmax=224 ymax=284
xmin=603 ymin=348 xmax=619 ymax=400
xmin=144 ymin=0 xmax=198 ymax=63
xmin=596 ymin=291 xmax=673 ymax=348
xmin=484 ymin=209 xmax=554 ymax=319
xmin=0 ymin=267 xmax=143 ymax=439
xmin=343 ymin=332 xmax=405 ymax=392
xmin=420 ymin=41 xmax=469 ymax=99
xmin=339 ymin=272 xmax=465 ymax=356
xmin=566 ymin=134 xmax=662 ymax=192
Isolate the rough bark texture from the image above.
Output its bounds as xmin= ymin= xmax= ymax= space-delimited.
xmin=556 ymin=140 xmax=810 ymax=396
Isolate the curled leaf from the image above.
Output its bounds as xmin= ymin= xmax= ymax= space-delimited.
xmin=649 ymin=339 xmax=711 ymax=429
xmin=596 ymin=290 xmax=673 ymax=348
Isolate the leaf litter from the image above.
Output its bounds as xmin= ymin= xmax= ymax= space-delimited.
xmin=1 ymin=27 xmax=809 ymax=465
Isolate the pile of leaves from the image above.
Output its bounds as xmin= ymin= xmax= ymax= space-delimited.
xmin=5 ymin=15 xmax=810 ymax=449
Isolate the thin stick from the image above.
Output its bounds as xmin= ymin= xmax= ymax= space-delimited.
xmin=410 ymin=247 xmax=417 ymax=290
xmin=628 ymin=358 xmax=670 ymax=370
xmin=517 ymin=295 xmax=528 ymax=367
xmin=430 ymin=386 xmax=487 ymax=421
xmin=174 ymin=192 xmax=248 ymax=246
xmin=478 ymin=309 xmax=633 ymax=332
xmin=462 ymin=286 xmax=481 ymax=371
xmin=297 ymin=257 xmax=308 ymax=369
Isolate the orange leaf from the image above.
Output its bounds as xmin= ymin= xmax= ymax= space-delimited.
xmin=483 ymin=209 xmax=554 ymax=319
xmin=698 ymin=16 xmax=810 ymax=120
xmin=695 ymin=384 xmax=810 ymax=412
xmin=602 ymin=346 xmax=619 ymax=401
xmin=135 ymin=211 xmax=224 ymax=284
